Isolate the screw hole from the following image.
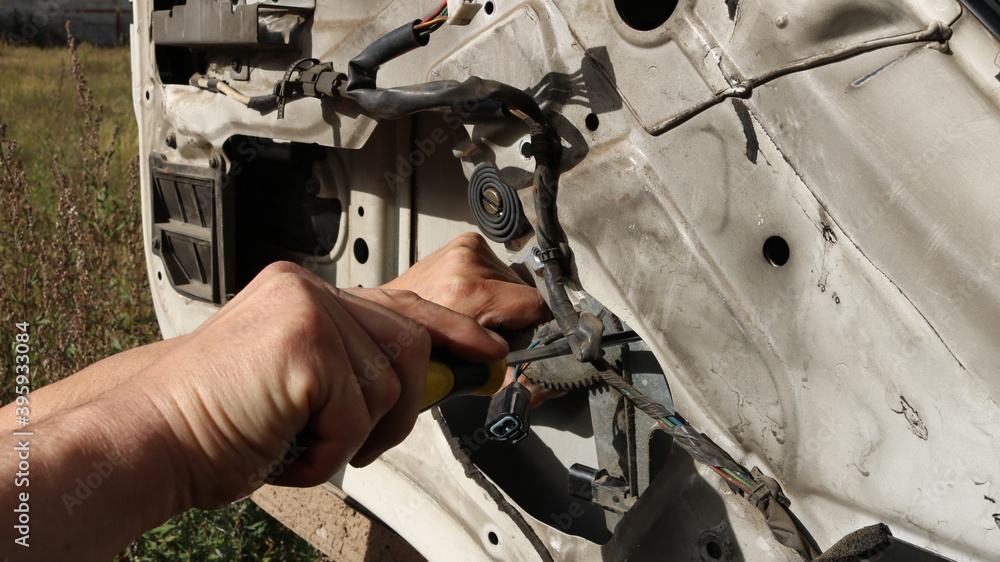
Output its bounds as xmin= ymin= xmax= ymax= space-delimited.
xmin=585 ymin=113 xmax=600 ymax=131
xmin=484 ymin=1 xmax=495 ymax=16
xmin=519 ymin=140 xmax=532 ymax=160
xmin=705 ymin=540 xmax=723 ymax=559
xmin=614 ymin=0 xmax=677 ymax=31
xmin=353 ymin=238 xmax=369 ymax=264
xmin=357 ymin=206 xmax=365 ymax=217
xmin=763 ymin=236 xmax=790 ymax=267
xmin=145 ymin=90 xmax=151 ymax=101
xmin=487 ymin=531 xmax=499 ymax=546
xmin=157 ymin=271 xmax=163 ymax=281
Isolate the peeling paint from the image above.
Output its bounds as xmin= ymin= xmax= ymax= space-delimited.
xmin=851 ymin=54 xmax=906 ymax=87
xmin=725 ymin=0 xmax=739 ymax=21
xmin=731 ymin=99 xmax=758 ymax=164
xmin=994 ymin=514 xmax=1000 ymax=531
xmin=898 ymin=396 xmax=929 ymax=440
xmin=822 ymin=223 xmax=837 ymax=243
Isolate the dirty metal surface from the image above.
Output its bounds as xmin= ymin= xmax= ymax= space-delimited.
xmin=134 ymin=0 xmax=1000 ymax=559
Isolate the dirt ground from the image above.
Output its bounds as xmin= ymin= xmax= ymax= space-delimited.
xmin=253 ymin=484 xmax=426 ymax=561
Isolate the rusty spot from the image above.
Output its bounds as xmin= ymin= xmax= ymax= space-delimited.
xmin=898 ymin=396 xmax=929 ymax=440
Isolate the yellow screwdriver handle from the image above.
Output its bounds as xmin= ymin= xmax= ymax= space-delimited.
xmin=421 ymin=361 xmax=456 ymax=411
xmin=419 ymin=355 xmax=508 ymax=411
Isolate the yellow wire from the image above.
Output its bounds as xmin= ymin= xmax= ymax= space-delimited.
xmin=415 ymin=16 xmax=448 ymax=29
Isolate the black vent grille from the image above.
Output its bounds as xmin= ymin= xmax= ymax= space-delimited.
xmin=149 ymin=155 xmax=232 ymax=304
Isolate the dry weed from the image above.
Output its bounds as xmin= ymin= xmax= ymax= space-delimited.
xmin=0 ymin=23 xmax=156 ymax=401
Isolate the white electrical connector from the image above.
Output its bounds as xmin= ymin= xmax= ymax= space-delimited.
xmin=447 ymin=0 xmax=482 ymax=25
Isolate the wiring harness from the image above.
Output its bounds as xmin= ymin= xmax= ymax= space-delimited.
xmin=334 ymin=13 xmax=607 ymax=364
xmin=594 ymin=360 xmax=821 ymax=559
xmin=191 ymin=6 xmax=826 ymax=557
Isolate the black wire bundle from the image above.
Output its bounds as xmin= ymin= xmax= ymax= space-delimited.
xmin=340 ymin=19 xmax=596 ymax=359
xmin=343 ymin=11 xmax=827 ymax=560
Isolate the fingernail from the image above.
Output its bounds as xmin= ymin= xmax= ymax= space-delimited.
xmin=486 ymin=329 xmax=508 ymax=348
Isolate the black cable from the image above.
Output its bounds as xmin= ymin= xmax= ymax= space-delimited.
xmin=596 ymin=360 xmax=822 ymax=560
xmin=247 ymin=94 xmax=279 ymax=111
xmin=344 ymin=22 xmax=429 ymax=92
xmin=340 ymin=20 xmax=601 ymax=358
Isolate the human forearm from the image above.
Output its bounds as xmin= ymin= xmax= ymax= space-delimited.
xmin=0 ymin=254 xmax=520 ymax=557
xmin=0 ymin=389 xmax=189 ymax=560
xmin=0 ymin=337 xmax=183 ymax=433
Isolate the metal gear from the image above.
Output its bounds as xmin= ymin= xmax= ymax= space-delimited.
xmin=520 ymin=346 xmax=625 ymax=390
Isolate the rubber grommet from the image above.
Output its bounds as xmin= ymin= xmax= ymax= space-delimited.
xmin=468 ymin=164 xmax=529 ymax=243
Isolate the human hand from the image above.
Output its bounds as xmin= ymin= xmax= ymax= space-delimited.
xmin=113 ymin=261 xmax=508 ymax=509
xmin=381 ymin=232 xmax=549 ymax=329
xmin=380 ymin=232 xmax=560 ymax=406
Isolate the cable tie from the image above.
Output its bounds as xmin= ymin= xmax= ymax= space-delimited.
xmin=536 ymin=247 xmax=562 ymax=263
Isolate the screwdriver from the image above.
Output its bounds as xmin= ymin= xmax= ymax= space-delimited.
xmin=419 ymin=330 xmax=640 ymax=411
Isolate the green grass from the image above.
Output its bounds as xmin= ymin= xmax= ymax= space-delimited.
xmin=0 ymin=42 xmax=136 ymax=213
xmin=0 ymin=31 xmax=320 ymax=562
xmin=122 ymin=500 xmax=318 ymax=561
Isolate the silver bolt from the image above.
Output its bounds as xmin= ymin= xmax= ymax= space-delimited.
xmin=481 ymin=186 xmax=503 ymax=216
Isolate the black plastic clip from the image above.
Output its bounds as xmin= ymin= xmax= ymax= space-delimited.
xmin=485 ymin=382 xmax=531 ymax=443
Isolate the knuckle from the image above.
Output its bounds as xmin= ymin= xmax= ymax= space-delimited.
xmin=443 ymin=244 xmax=479 ymax=265
xmin=261 ymin=271 xmax=314 ymax=302
xmin=294 ymin=304 xmax=330 ymax=341
xmin=453 ymin=231 xmax=486 ymax=250
xmin=256 ymin=274 xmax=329 ymax=338
xmin=260 ymin=260 xmax=307 ymax=277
